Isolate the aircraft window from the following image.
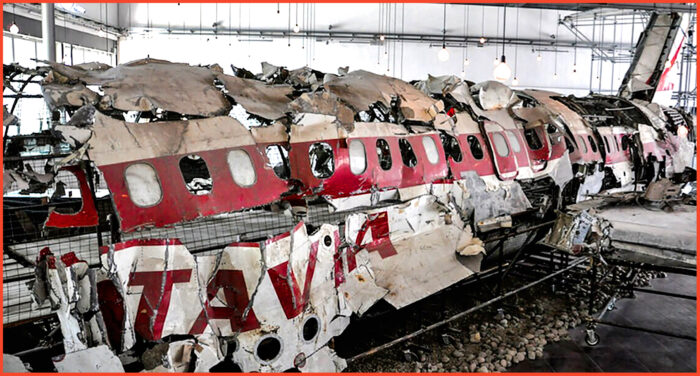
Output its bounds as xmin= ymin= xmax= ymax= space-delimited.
xmin=565 ymin=137 xmax=575 ymax=154
xmin=51 ymin=169 xmax=81 ymax=214
xmin=422 ymin=136 xmax=440 ymax=165
xmin=440 ymin=133 xmax=463 ymax=163
xmin=492 ymin=133 xmax=510 ymax=157
xmin=603 ymin=136 xmax=611 ymax=153
xmin=265 ymin=145 xmax=290 ymax=180
xmin=399 ymin=138 xmax=418 ymax=168
xmin=506 ymin=131 xmax=522 ymax=153
xmin=179 ymin=155 xmax=212 ymax=195
xmin=587 ymin=135 xmax=598 ymax=153
xmin=621 ymin=135 xmax=630 ymax=151
xmin=524 ymin=128 xmax=543 ymax=150
xmin=467 ymin=135 xmax=484 ymax=160
xmin=376 ymin=139 xmax=393 ymax=170
xmin=348 ymin=139 xmax=367 ymax=175
xmin=613 ymin=136 xmax=620 ymax=151
xmin=577 ymin=136 xmax=588 ymax=153
xmin=227 ymin=149 xmax=256 ymax=187
xmin=309 ymin=142 xmax=335 ymax=179
xmin=125 ymin=163 xmax=162 ymax=207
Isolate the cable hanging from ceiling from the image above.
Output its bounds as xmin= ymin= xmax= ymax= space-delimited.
xmin=493 ymin=5 xmax=511 ymax=81
xmin=438 ymin=3 xmax=449 ymax=62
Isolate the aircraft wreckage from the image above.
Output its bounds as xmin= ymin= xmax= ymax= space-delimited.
xmin=2 ymin=13 xmax=696 ymax=373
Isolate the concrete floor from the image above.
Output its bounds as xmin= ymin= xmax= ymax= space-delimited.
xmin=511 ymin=272 xmax=697 ymax=372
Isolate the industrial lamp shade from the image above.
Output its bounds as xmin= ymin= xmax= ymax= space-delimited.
xmin=9 ymin=22 xmax=19 ymax=34
xmin=493 ymin=55 xmax=511 ymax=81
xmin=438 ymin=46 xmax=450 ymax=62
xmin=293 ymin=24 xmax=300 ymax=33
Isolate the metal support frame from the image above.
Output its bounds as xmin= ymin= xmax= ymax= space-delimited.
xmin=347 ymin=253 xmax=587 ymax=363
xmin=582 ymin=256 xmax=698 ymax=347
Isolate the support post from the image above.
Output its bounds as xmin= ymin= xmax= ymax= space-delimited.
xmin=41 ymin=3 xmax=56 ymax=62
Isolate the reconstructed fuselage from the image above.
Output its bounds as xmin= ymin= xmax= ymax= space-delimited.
xmin=3 ymin=55 xmax=696 ymax=372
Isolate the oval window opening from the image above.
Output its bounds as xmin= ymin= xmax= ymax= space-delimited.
xmin=398 ymin=138 xmax=417 ymax=168
xmin=265 ymin=145 xmax=291 ymax=180
xmin=125 ymin=163 xmax=162 ymax=207
xmin=422 ymin=136 xmax=440 ymax=165
xmin=506 ymin=131 xmax=522 ymax=153
xmin=565 ymin=137 xmax=575 ymax=154
xmin=524 ymin=128 xmax=543 ymax=150
xmin=440 ymin=133 xmax=463 ymax=163
xmin=256 ymin=337 xmax=282 ymax=362
xmin=613 ymin=136 xmax=620 ymax=151
xmin=179 ymin=155 xmax=212 ymax=195
xmin=621 ymin=135 xmax=630 ymax=151
xmin=376 ymin=139 xmax=393 ymax=170
xmin=577 ymin=136 xmax=588 ymax=153
xmin=492 ymin=133 xmax=510 ymax=157
xmin=467 ymin=135 xmax=484 ymax=159
xmin=52 ymin=169 xmax=82 ymax=214
xmin=228 ymin=149 xmax=256 ymax=187
xmin=309 ymin=142 xmax=335 ymax=179
xmin=348 ymin=139 xmax=367 ymax=175
xmin=603 ymin=136 xmax=611 ymax=153
xmin=302 ymin=317 xmax=320 ymax=342
xmin=587 ymin=135 xmax=598 ymax=153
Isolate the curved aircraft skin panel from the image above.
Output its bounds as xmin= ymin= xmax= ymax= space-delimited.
xmin=7 ymin=53 xmax=694 ymax=373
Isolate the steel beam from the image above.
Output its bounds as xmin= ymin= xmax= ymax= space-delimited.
xmin=41 ymin=3 xmax=55 ymax=62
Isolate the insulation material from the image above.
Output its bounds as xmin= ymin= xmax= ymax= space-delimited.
xmin=47 ymin=58 xmax=230 ymax=116
xmin=345 ymin=195 xmax=481 ymax=308
xmin=53 ymin=345 xmax=124 ymax=372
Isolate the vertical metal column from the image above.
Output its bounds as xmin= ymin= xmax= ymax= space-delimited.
xmin=41 ymin=3 xmax=56 ymax=62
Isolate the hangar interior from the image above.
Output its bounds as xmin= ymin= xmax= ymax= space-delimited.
xmin=2 ymin=2 xmax=697 ymax=373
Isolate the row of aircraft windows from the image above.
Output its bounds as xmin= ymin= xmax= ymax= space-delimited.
xmin=124 ymin=131 xmax=549 ymax=208
xmin=574 ymin=133 xmax=629 ymax=156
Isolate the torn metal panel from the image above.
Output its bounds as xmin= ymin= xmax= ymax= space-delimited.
xmin=345 ymin=195 xmax=481 ymax=308
xmin=53 ymin=345 xmax=125 ymax=372
xmin=3 ymin=105 xmax=19 ymax=127
xmin=41 ymin=82 xmax=99 ymax=110
xmin=471 ymin=81 xmax=518 ymax=111
xmin=95 ymin=222 xmax=382 ymax=372
xmin=44 ymin=165 xmax=99 ymax=228
xmin=455 ymin=172 xmax=532 ymax=222
xmin=217 ymin=73 xmax=294 ymax=120
xmin=324 ymin=70 xmax=440 ymax=122
xmin=288 ymin=91 xmax=355 ymax=131
xmin=618 ymin=12 xmax=682 ymax=101
xmin=47 ymin=58 xmax=231 ymax=116
xmin=413 ymin=74 xmax=462 ymax=95
xmin=250 ymin=121 xmax=289 ymax=144
xmin=3 ymin=354 xmax=29 ymax=372
xmin=84 ymin=112 xmax=288 ymax=231
xmin=30 ymin=249 xmax=107 ymax=354
xmin=87 ymin=110 xmax=256 ymax=166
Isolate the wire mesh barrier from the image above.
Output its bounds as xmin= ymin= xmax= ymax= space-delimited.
xmin=3 ymin=159 xmax=389 ymax=325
